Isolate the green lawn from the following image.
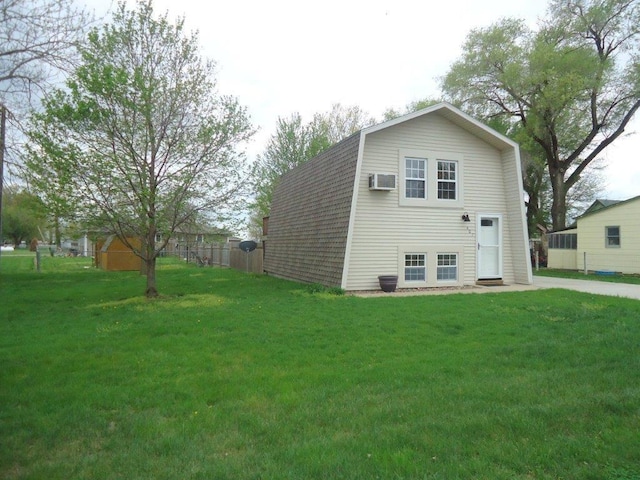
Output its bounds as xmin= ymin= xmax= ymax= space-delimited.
xmin=1 ymin=255 xmax=639 ymax=479
xmin=535 ymin=268 xmax=640 ymax=285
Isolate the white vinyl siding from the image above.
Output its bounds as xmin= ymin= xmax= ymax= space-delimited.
xmin=344 ymin=112 xmax=529 ymax=290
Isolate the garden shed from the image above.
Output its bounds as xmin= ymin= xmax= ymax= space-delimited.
xmin=96 ymin=235 xmax=142 ymax=271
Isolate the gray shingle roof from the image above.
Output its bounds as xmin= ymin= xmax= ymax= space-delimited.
xmin=264 ymin=132 xmax=360 ymax=287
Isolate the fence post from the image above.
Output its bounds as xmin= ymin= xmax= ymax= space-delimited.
xmin=583 ymin=252 xmax=587 ymax=275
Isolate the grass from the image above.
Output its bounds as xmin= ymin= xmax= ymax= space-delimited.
xmin=1 ymin=254 xmax=640 ymax=479
xmin=535 ymin=267 xmax=640 ymax=285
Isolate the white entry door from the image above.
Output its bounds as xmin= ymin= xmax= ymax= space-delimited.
xmin=478 ymin=215 xmax=502 ymax=279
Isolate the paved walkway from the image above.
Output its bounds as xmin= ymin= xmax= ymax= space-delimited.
xmin=533 ymin=275 xmax=640 ymax=300
xmin=352 ymin=276 xmax=640 ymax=300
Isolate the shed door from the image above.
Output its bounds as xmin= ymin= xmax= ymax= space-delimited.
xmin=478 ymin=216 xmax=501 ymax=279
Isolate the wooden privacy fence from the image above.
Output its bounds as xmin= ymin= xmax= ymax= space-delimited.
xmin=178 ymin=243 xmax=263 ymax=274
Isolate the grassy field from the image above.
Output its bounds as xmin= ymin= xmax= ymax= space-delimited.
xmin=1 ymin=254 xmax=639 ymax=479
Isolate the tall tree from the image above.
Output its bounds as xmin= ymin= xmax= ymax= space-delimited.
xmin=26 ymin=0 xmax=254 ymax=297
xmin=442 ymin=0 xmax=640 ymax=230
xmin=249 ymin=104 xmax=374 ymax=237
xmin=1 ymin=187 xmax=46 ymax=247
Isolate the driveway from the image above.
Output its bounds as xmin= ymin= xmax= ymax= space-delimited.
xmin=534 ymin=275 xmax=640 ymax=300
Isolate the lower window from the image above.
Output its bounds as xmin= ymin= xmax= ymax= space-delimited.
xmin=437 ymin=253 xmax=457 ymax=281
xmin=404 ymin=253 xmax=426 ymax=281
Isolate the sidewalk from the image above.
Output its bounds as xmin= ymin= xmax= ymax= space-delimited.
xmin=351 ymin=276 xmax=640 ymax=300
xmin=533 ymin=275 xmax=640 ymax=300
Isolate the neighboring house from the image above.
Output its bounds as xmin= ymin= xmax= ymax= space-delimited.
xmin=548 ymin=196 xmax=640 ymax=273
xmin=264 ymin=102 xmax=532 ymax=291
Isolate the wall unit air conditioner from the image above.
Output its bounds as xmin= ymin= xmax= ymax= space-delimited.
xmin=368 ymin=173 xmax=397 ymax=191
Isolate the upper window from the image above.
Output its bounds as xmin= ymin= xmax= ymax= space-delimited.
xmin=398 ymin=150 xmax=463 ymax=207
xmin=437 ymin=160 xmax=457 ymax=200
xmin=404 ymin=253 xmax=426 ymax=282
xmin=405 ymin=157 xmax=426 ymax=199
xmin=606 ymin=226 xmax=620 ymax=248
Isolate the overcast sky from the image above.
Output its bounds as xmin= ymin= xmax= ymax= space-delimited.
xmin=85 ymin=0 xmax=640 ymax=201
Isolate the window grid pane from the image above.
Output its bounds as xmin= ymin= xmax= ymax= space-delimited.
xmin=606 ymin=226 xmax=620 ymax=247
xmin=437 ymin=253 xmax=457 ymax=281
xmin=437 ymin=161 xmax=457 ymax=200
xmin=548 ymin=233 xmax=577 ymax=250
xmin=405 ymin=254 xmax=426 ymax=281
xmin=406 ymin=179 xmax=425 ymax=198
xmin=405 ymin=158 xmax=426 ymax=199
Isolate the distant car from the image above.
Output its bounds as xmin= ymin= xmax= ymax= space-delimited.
xmin=1 ymin=245 xmax=14 ymax=252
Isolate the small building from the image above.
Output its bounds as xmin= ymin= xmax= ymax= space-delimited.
xmin=548 ymin=196 xmax=640 ymax=274
xmin=264 ymin=102 xmax=532 ymax=291
xmin=96 ymin=235 xmax=142 ymax=271
xmin=546 ymin=227 xmax=578 ymax=270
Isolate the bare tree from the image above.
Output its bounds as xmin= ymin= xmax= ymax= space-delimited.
xmin=1 ymin=0 xmax=92 ymax=111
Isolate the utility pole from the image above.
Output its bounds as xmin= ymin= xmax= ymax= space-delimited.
xmin=0 ymin=104 xmax=6 ymax=269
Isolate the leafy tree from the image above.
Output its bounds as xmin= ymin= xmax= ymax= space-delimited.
xmin=1 ymin=187 xmax=45 ymax=247
xmin=442 ymin=0 xmax=640 ymax=230
xmin=382 ymin=97 xmax=442 ymax=121
xmin=26 ymin=0 xmax=254 ymax=297
xmin=249 ymin=104 xmax=374 ymax=237
xmin=23 ymin=138 xmax=76 ymax=247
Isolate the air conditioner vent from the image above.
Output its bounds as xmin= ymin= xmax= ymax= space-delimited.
xmin=368 ymin=173 xmax=396 ymax=191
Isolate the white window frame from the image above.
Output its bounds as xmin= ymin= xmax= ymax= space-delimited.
xmin=399 ymin=149 xmax=463 ymax=208
xmin=437 ymin=160 xmax=458 ymax=200
xmin=397 ymin=245 xmax=464 ymax=288
xmin=404 ymin=253 xmax=427 ymax=282
xmin=436 ymin=253 xmax=458 ymax=282
xmin=605 ymin=226 xmax=621 ymax=248
xmin=404 ymin=157 xmax=427 ymax=200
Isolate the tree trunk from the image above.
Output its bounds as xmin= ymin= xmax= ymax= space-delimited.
xmin=525 ymin=194 xmax=540 ymax=236
xmin=54 ymin=216 xmax=62 ymax=248
xmin=549 ymin=165 xmax=567 ymax=231
xmin=145 ymin=254 xmax=158 ymax=298
xmin=144 ymin=231 xmax=158 ymax=298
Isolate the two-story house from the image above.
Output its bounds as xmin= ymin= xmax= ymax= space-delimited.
xmin=264 ymin=102 xmax=532 ymax=291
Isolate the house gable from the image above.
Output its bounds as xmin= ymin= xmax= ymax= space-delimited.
xmin=341 ymin=105 xmax=531 ymax=290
